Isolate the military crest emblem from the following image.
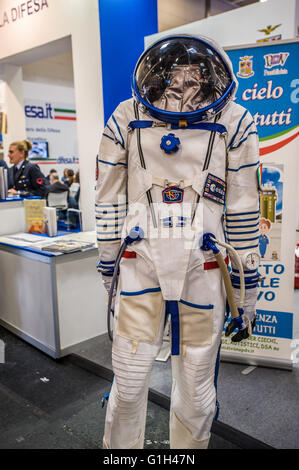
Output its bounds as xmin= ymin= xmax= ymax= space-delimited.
xmin=236 ymin=56 xmax=254 ymax=78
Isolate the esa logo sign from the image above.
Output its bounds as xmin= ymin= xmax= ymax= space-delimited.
xmin=25 ymin=103 xmax=53 ymax=119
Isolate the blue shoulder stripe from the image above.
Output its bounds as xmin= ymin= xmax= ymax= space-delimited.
xmin=96 ymin=202 xmax=127 ymax=208
xmin=232 ymin=131 xmax=259 ymax=150
xmin=239 ymin=120 xmax=255 ymax=142
xmin=226 ymin=222 xmax=259 ymax=229
xmin=228 ymin=109 xmax=248 ymax=149
xmin=112 ymin=114 xmax=125 ymax=149
xmin=226 ymin=216 xmax=259 ymax=223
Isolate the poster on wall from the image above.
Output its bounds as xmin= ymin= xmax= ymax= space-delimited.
xmin=24 ymin=97 xmax=79 ymax=176
xmin=221 ymin=39 xmax=299 ymax=369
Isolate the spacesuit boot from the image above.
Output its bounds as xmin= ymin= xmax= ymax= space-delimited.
xmin=170 ymin=412 xmax=210 ymax=449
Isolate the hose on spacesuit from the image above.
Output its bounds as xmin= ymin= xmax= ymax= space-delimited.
xmin=107 ymin=227 xmax=144 ymax=341
xmin=200 ymin=232 xmax=246 ymax=333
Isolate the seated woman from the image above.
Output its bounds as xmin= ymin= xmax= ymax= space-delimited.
xmin=7 ymin=139 xmax=47 ymax=198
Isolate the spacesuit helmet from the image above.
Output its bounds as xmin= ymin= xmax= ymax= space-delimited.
xmin=132 ymin=35 xmax=237 ymax=125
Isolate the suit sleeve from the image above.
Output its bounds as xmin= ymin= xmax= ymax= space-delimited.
xmin=26 ymin=165 xmax=47 ymax=198
xmin=225 ymin=108 xmax=260 ymax=294
xmin=95 ymin=102 xmax=128 ymax=285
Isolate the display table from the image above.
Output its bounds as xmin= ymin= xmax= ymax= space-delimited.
xmin=0 ymin=231 xmax=107 ymax=358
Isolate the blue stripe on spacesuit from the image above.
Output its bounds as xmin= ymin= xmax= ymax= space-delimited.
xmin=112 ymin=114 xmax=125 ymax=149
xmin=238 ymin=119 xmax=255 ymax=142
xmin=180 ymin=299 xmax=213 ymax=309
xmin=226 ymin=236 xmax=259 ymax=242
xmin=171 ymin=122 xmax=227 ymax=134
xmin=128 ymin=120 xmax=227 ymax=134
xmin=226 ymin=211 xmax=259 ymax=216
xmin=104 ymin=122 xmax=125 ymax=149
xmin=232 ymin=268 xmax=257 ymax=275
xmin=128 ymin=120 xmax=154 ymax=130
xmin=96 ymin=208 xmax=127 ymax=214
xmin=232 ymin=284 xmax=257 ymax=290
xmin=97 ymin=230 xmax=123 ymax=235
xmin=225 ymin=229 xmax=258 ymax=235
xmin=97 ymin=223 xmax=123 ymax=228
xmin=98 ymin=264 xmax=115 ymax=272
xmin=96 ymin=216 xmax=126 ymax=221
xmin=234 ymin=244 xmax=259 ymax=250
xmin=103 ymin=132 xmax=115 ymax=142
xmin=232 ymin=131 xmax=258 ymax=150
xmin=231 ymin=275 xmax=259 ymax=284
xmin=97 ymin=159 xmax=127 ymax=167
xmin=228 ymin=109 xmax=248 ymax=149
xmin=97 ymin=237 xmax=122 ymax=242
xmin=100 ymin=260 xmax=115 ymax=265
xmin=120 ymin=287 xmax=161 ymax=296
xmin=226 ymin=222 xmax=259 ymax=229
xmin=96 ymin=203 xmax=127 ymax=207
xmin=106 ymin=123 xmax=117 ymax=139
xmin=227 ymin=161 xmax=259 ymax=172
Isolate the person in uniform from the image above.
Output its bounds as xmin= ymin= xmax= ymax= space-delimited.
xmin=96 ymin=35 xmax=260 ymax=449
xmin=7 ymin=139 xmax=47 ymax=198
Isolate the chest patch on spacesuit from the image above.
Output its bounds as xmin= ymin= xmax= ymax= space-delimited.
xmin=203 ymin=173 xmax=226 ymax=205
xmin=162 ymin=186 xmax=184 ymax=203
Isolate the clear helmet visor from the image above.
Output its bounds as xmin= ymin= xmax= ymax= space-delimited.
xmin=133 ymin=36 xmax=236 ymax=122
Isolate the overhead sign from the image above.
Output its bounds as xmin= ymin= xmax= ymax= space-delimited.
xmin=0 ymin=0 xmax=49 ymax=28
xmin=24 ymin=98 xmax=78 ymax=170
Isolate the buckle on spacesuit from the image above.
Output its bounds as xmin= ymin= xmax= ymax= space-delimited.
xmin=178 ymin=120 xmax=188 ymax=127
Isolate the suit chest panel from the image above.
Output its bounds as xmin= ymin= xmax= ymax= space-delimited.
xmin=128 ymin=126 xmax=227 ymax=180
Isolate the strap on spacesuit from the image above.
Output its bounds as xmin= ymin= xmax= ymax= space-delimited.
xmin=106 ymin=227 xmax=145 ymax=341
xmin=165 ymin=301 xmax=180 ymax=356
xmin=200 ymin=232 xmax=245 ymax=331
xmin=151 ymin=176 xmax=193 ymax=189
xmin=128 ymin=120 xmax=227 ymax=134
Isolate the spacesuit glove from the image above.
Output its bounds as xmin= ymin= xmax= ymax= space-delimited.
xmin=225 ymin=286 xmax=258 ymax=342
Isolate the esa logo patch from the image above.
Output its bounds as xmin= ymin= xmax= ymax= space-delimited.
xmin=203 ymin=173 xmax=226 ymax=205
xmin=162 ymin=186 xmax=184 ymax=203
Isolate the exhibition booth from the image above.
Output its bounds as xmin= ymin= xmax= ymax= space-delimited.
xmin=0 ymin=0 xmax=298 ymax=450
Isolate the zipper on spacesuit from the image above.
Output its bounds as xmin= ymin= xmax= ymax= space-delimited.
xmin=133 ymin=101 xmax=158 ymax=228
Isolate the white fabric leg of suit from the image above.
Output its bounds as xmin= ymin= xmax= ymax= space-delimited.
xmin=103 ymin=254 xmax=226 ymax=449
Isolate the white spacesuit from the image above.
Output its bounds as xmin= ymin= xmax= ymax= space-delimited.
xmin=96 ymin=35 xmax=260 ymax=449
